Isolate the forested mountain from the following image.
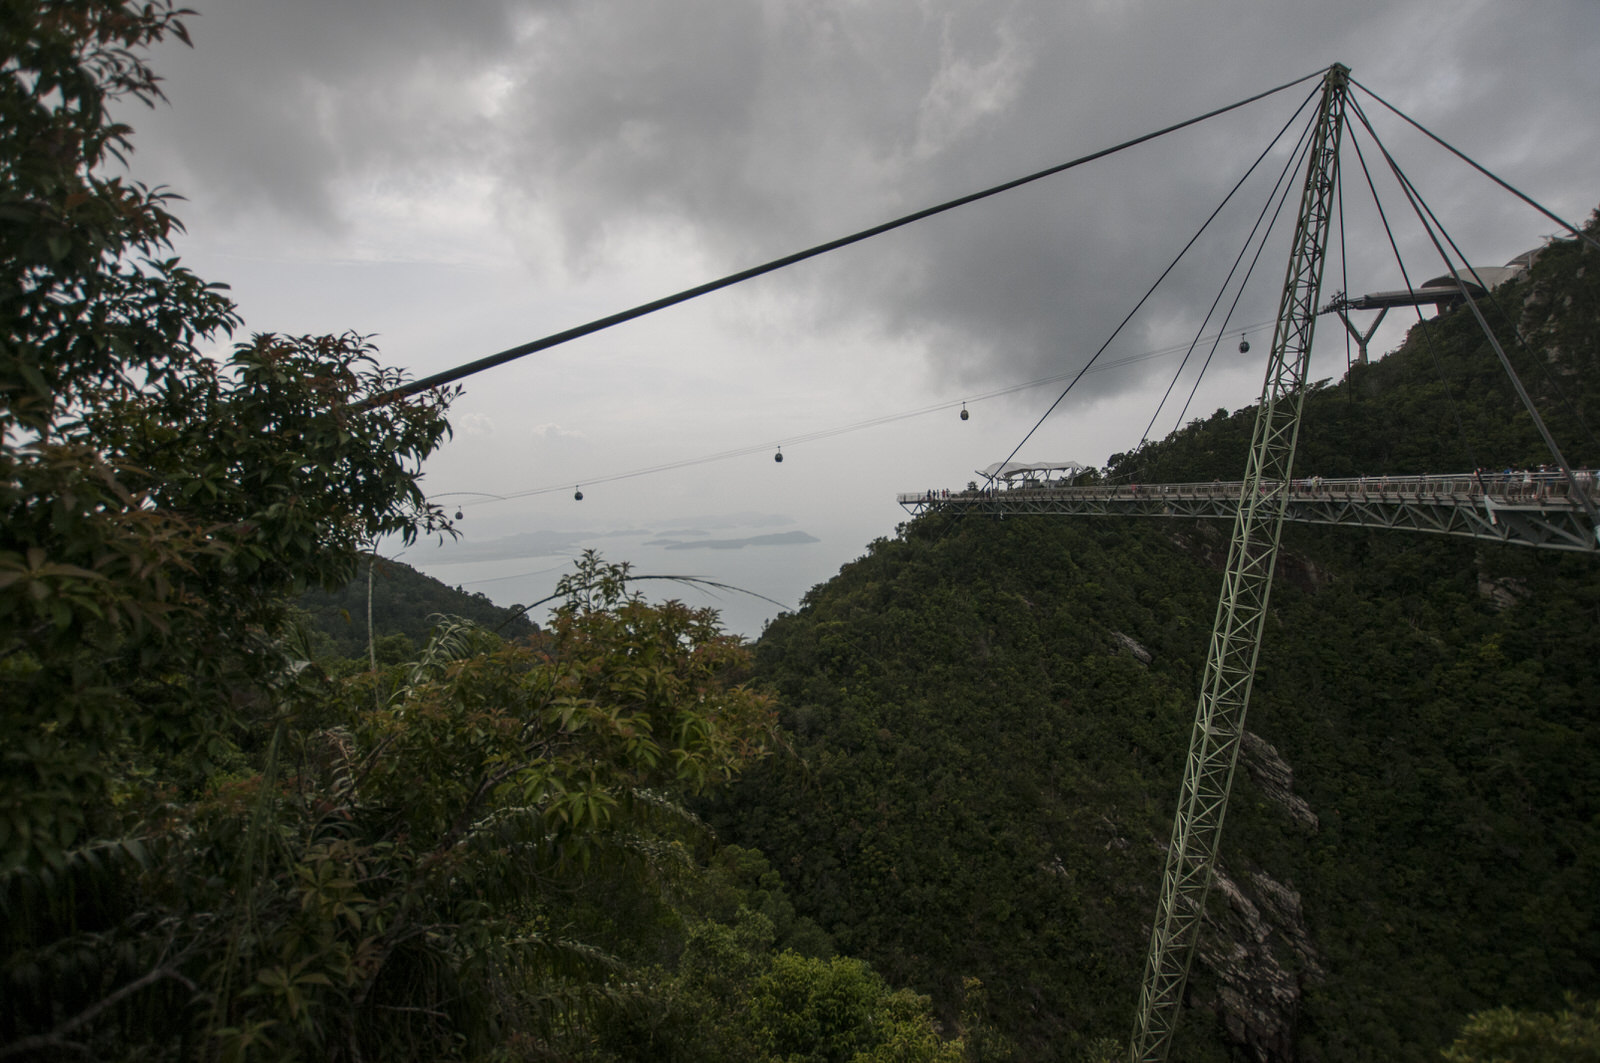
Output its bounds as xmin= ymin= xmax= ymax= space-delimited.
xmin=708 ymin=220 xmax=1600 ymax=1061
xmin=298 ymin=557 xmax=538 ymax=660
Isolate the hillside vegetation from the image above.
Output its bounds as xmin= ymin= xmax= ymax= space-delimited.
xmin=297 ymin=556 xmax=539 ymax=661
xmin=709 ymin=216 xmax=1600 ymax=1061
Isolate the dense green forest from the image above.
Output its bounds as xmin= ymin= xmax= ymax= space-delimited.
xmin=708 ymin=217 xmax=1600 ymax=1061
xmin=4 ymin=4 xmax=1598 ymax=1061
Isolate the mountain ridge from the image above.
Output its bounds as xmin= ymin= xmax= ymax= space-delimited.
xmin=707 ymin=215 xmax=1600 ymax=1061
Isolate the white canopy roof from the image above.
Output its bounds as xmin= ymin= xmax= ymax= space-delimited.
xmin=978 ymin=460 xmax=1085 ymax=481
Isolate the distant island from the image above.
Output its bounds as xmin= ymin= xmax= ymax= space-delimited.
xmin=643 ymin=528 xmax=819 ymax=550
xmin=645 ymin=530 xmax=821 ymax=550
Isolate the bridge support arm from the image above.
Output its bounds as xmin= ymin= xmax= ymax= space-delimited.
xmin=1129 ymin=62 xmax=1348 ymax=1063
xmin=1331 ymin=304 xmax=1386 ymax=365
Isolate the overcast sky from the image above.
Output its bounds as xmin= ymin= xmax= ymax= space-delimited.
xmin=119 ymin=0 xmax=1600 ymax=636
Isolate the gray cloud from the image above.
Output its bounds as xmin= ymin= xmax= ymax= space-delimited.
xmin=132 ymin=0 xmax=1598 ymax=404
xmin=476 ymin=0 xmax=1597 ymax=395
xmin=132 ymin=1 xmax=536 ymax=227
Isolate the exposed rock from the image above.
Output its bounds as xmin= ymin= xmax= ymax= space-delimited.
xmin=1173 ymin=736 xmax=1324 ymax=1061
xmin=1111 ymin=631 xmax=1153 ymax=666
xmin=1098 ymin=813 xmax=1131 ymax=851
xmin=1241 ymin=732 xmax=1318 ymax=830
xmin=1274 ymin=550 xmax=1331 ymax=593
xmin=1195 ymin=863 xmax=1325 ymax=1063
xmin=1475 ymin=559 xmax=1531 ymax=611
xmin=1170 ymin=525 xmax=1329 ymax=592
xmin=1168 ymin=524 xmax=1229 ymax=571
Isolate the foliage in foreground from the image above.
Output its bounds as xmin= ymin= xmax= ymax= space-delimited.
xmin=1 ymin=5 xmax=965 ymax=1059
xmin=7 ymin=550 xmax=782 ymax=1059
xmin=0 ymin=0 xmax=455 ymax=881
xmin=1442 ymin=996 xmax=1600 ymax=1063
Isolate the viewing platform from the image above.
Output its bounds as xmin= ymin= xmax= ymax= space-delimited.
xmin=898 ymin=471 xmax=1600 ymax=553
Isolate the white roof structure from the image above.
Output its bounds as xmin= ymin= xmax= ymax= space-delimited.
xmin=978 ymin=460 xmax=1085 ymax=482
xmin=1334 ymin=247 xmax=1541 ymax=312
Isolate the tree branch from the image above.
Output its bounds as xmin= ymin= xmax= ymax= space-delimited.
xmin=0 ymin=964 xmax=196 ymax=1060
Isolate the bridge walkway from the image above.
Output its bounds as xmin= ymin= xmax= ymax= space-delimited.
xmin=898 ymin=471 xmax=1600 ymax=553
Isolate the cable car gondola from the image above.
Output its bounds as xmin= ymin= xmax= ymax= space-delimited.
xmin=960 ymin=402 xmax=969 ymax=421
xmin=774 ymin=446 xmax=784 ymax=463
xmin=574 ymin=486 xmax=583 ymax=501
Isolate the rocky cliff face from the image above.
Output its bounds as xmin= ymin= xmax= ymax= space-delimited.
xmin=1241 ymin=732 xmax=1318 ymax=831
xmin=1196 ymin=863 xmax=1324 ymax=1063
xmin=1191 ymin=731 xmax=1324 ymax=1063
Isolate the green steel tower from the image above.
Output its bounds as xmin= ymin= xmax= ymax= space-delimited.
xmin=1129 ymin=63 xmax=1349 ymax=1063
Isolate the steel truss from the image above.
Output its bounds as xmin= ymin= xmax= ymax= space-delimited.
xmin=897 ymin=475 xmax=1600 ymax=554
xmin=1126 ymin=63 xmax=1348 ymax=1063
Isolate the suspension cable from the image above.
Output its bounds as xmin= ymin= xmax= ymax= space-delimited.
xmin=1352 ymin=101 xmax=1600 ymax=537
xmin=1336 ymin=140 xmax=1351 ymax=376
xmin=358 ymin=68 xmax=1331 ymax=410
xmin=1168 ymin=123 xmax=1315 ymax=438
xmin=1142 ymin=97 xmax=1319 ymax=446
xmin=1349 ymin=78 xmax=1600 ymax=255
xmin=1139 ymin=86 xmax=1324 ymax=445
xmin=1343 ymin=114 xmax=1478 ymax=470
xmin=995 ymin=81 xmax=1325 ymax=475
xmin=1349 ymin=100 xmax=1600 ymax=461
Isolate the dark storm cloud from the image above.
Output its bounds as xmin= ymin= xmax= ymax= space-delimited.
xmin=135 ymin=0 xmax=1598 ymax=401
xmin=488 ymin=0 xmax=1188 ymax=390
xmin=132 ymin=0 xmax=539 ymax=227
xmin=482 ymin=0 xmax=1598 ymax=395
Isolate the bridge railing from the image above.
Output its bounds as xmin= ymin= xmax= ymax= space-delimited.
xmin=898 ymin=470 xmax=1600 ymax=508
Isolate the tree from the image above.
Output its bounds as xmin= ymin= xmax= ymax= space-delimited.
xmin=748 ymin=951 xmax=965 ymax=1063
xmin=1 ymin=3 xmax=459 ymax=1055
xmin=1441 ymin=997 xmax=1600 ymax=1063
xmin=166 ymin=560 xmax=780 ymax=1061
xmin=1 ymin=0 xmax=454 ymax=878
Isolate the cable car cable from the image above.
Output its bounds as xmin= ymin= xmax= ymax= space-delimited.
xmin=444 ymin=323 xmax=1267 ymax=510
xmin=356 ymin=68 xmax=1330 ymax=411
xmin=991 ymin=81 xmax=1324 ymax=479
xmin=1349 ymin=79 xmax=1600 ymax=255
xmin=1141 ymin=98 xmax=1319 ymax=448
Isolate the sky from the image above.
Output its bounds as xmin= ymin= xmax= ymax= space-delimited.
xmin=117 ymin=0 xmax=1600 ymax=637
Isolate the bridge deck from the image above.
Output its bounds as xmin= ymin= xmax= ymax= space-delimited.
xmin=898 ymin=472 xmax=1600 ymax=553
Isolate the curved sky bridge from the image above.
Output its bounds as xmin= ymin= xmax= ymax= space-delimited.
xmin=898 ymin=471 xmax=1600 ymax=554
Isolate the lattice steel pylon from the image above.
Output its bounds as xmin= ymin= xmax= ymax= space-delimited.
xmin=1128 ymin=63 xmax=1348 ymax=1063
